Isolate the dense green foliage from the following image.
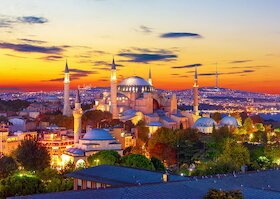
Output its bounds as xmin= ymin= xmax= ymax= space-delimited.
xmin=151 ymin=157 xmax=165 ymax=171
xmin=0 ymin=174 xmax=44 ymax=197
xmin=88 ymin=150 xmax=121 ymax=166
xmin=148 ymin=127 xmax=177 ymax=149
xmin=204 ymin=189 xmax=243 ymax=199
xmin=0 ymin=156 xmax=18 ymax=178
xmin=87 ymin=150 xmax=166 ymax=172
xmin=0 ymin=169 xmax=73 ymax=198
xmin=15 ymin=140 xmax=50 ymax=171
xmin=37 ymin=168 xmax=73 ymax=193
xmin=120 ymin=154 xmax=155 ymax=170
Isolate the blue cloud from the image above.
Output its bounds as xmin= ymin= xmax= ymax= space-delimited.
xmin=17 ymin=16 xmax=48 ymax=24
xmin=40 ymin=55 xmax=63 ymax=61
xmin=160 ymin=32 xmax=202 ymax=38
xmin=45 ymin=69 xmax=97 ymax=82
xmin=136 ymin=25 xmax=152 ymax=33
xmin=199 ymin=70 xmax=255 ymax=76
xmin=0 ymin=42 xmax=64 ymax=54
xmin=19 ymin=38 xmax=46 ymax=44
xmin=118 ymin=53 xmax=177 ymax=63
xmin=0 ymin=15 xmax=48 ymax=28
xmin=229 ymin=60 xmax=252 ymax=64
xmin=172 ymin=63 xmax=202 ymax=69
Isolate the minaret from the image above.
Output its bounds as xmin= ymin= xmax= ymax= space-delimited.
xmin=193 ymin=64 xmax=199 ymax=116
xmin=148 ymin=67 xmax=153 ymax=86
xmin=63 ymin=60 xmax=72 ymax=117
xmin=215 ymin=63 xmax=219 ymax=89
xmin=110 ymin=58 xmax=118 ymax=119
xmin=170 ymin=93 xmax=177 ymax=114
xmin=73 ymin=89 xmax=83 ymax=144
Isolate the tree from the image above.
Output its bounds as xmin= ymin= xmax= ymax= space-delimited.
xmin=255 ymin=123 xmax=265 ymax=132
xmin=151 ymin=157 xmax=165 ymax=171
xmin=123 ymin=146 xmax=133 ymax=156
xmin=149 ymin=143 xmax=176 ymax=166
xmin=211 ymin=112 xmax=222 ymax=124
xmin=194 ymin=139 xmax=250 ymax=176
xmin=87 ymin=150 xmax=121 ymax=166
xmin=252 ymin=130 xmax=267 ymax=144
xmin=82 ymin=110 xmax=112 ymax=129
xmin=37 ymin=168 xmax=73 ymax=193
xmin=204 ymin=189 xmax=243 ymax=199
xmin=0 ymin=174 xmax=44 ymax=198
xmin=211 ymin=126 xmax=233 ymax=154
xmin=15 ymin=140 xmax=50 ymax=171
xmin=148 ymin=127 xmax=177 ymax=150
xmin=177 ymin=139 xmax=204 ymax=164
xmin=136 ymin=120 xmax=150 ymax=144
xmin=264 ymin=143 xmax=280 ymax=164
xmin=218 ymin=138 xmax=250 ymax=171
xmin=120 ymin=154 xmax=155 ymax=170
xmin=0 ymin=156 xmax=18 ymax=178
xmin=243 ymin=117 xmax=254 ymax=134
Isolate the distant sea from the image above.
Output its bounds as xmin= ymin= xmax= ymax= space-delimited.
xmin=259 ymin=113 xmax=280 ymax=122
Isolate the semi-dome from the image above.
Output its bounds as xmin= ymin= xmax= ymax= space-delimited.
xmin=220 ymin=116 xmax=239 ymax=127
xmin=82 ymin=129 xmax=114 ymax=140
xmin=118 ymin=76 xmax=153 ymax=93
xmin=194 ymin=117 xmax=217 ymax=127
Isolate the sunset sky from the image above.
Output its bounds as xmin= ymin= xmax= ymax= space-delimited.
xmin=0 ymin=0 xmax=279 ymax=94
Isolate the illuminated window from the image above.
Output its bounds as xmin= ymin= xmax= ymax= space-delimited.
xmin=77 ymin=179 xmax=82 ymax=190
xmin=87 ymin=181 xmax=91 ymax=189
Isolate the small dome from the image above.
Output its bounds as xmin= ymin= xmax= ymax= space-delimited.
xmin=82 ymin=129 xmax=114 ymax=140
xmin=66 ymin=147 xmax=84 ymax=155
xmin=220 ymin=116 xmax=239 ymax=127
xmin=194 ymin=117 xmax=217 ymax=127
xmin=119 ymin=76 xmax=151 ymax=86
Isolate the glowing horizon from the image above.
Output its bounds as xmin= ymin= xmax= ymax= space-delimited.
xmin=0 ymin=0 xmax=279 ymax=94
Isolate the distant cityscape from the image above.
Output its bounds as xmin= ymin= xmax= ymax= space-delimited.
xmin=1 ymin=85 xmax=279 ymax=117
xmin=1 ymin=1 xmax=280 ymax=198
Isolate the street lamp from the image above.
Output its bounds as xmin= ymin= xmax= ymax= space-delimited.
xmin=94 ymin=159 xmax=100 ymax=166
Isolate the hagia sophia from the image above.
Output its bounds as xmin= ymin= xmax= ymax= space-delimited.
xmin=61 ymin=59 xmax=240 ymax=166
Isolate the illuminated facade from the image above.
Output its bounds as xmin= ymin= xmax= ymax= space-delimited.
xmin=95 ymin=59 xmax=189 ymax=131
xmin=111 ymin=127 xmax=135 ymax=149
xmin=0 ymin=127 xmax=37 ymax=156
xmin=38 ymin=132 xmax=74 ymax=168
xmin=63 ymin=128 xmax=122 ymax=167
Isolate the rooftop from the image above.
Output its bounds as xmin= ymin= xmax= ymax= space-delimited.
xmin=15 ymin=169 xmax=280 ymax=199
xmin=65 ymin=165 xmax=186 ymax=186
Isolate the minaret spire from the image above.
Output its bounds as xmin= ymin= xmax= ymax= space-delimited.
xmin=73 ymin=89 xmax=83 ymax=144
xmin=193 ymin=64 xmax=199 ymax=116
xmin=215 ymin=63 xmax=219 ymax=89
xmin=148 ymin=66 xmax=153 ymax=86
xmin=112 ymin=57 xmax=116 ymax=70
xmin=111 ymin=58 xmax=118 ymax=119
xmin=65 ymin=59 xmax=69 ymax=73
xmin=63 ymin=60 xmax=72 ymax=116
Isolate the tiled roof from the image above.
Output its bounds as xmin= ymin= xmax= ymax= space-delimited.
xmin=65 ymin=165 xmax=186 ymax=186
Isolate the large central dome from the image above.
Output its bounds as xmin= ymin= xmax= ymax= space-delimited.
xmin=119 ymin=76 xmax=150 ymax=86
xmin=118 ymin=76 xmax=153 ymax=93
